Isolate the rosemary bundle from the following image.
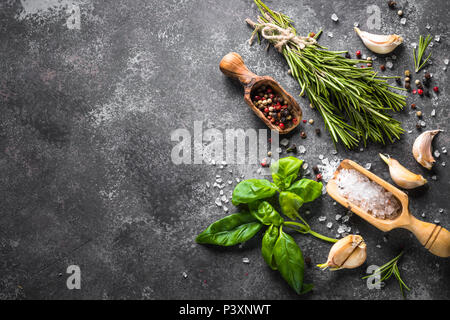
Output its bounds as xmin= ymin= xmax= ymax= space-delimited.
xmin=248 ymin=0 xmax=406 ymax=149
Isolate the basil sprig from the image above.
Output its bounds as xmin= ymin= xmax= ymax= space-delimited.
xmin=196 ymin=157 xmax=335 ymax=295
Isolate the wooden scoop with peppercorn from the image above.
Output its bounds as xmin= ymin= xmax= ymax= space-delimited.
xmin=219 ymin=52 xmax=302 ymax=134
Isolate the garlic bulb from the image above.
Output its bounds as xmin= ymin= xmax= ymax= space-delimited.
xmin=379 ymin=154 xmax=427 ymax=189
xmin=317 ymin=235 xmax=366 ymax=271
xmin=354 ymin=27 xmax=403 ymax=54
xmin=412 ymin=130 xmax=442 ymax=170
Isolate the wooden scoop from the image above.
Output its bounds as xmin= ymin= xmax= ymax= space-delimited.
xmin=327 ymin=159 xmax=450 ymax=258
xmin=219 ymin=52 xmax=302 ymax=134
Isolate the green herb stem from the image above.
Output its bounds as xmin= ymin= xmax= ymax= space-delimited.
xmin=283 ymin=221 xmax=338 ymax=243
xmin=361 ymin=251 xmax=410 ymax=298
xmin=413 ymin=35 xmax=432 ymax=73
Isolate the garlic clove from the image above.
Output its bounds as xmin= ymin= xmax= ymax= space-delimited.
xmin=379 ymin=154 xmax=427 ymax=189
xmin=412 ymin=130 xmax=442 ymax=170
xmin=354 ymin=27 xmax=403 ymax=54
xmin=317 ymin=235 xmax=366 ymax=271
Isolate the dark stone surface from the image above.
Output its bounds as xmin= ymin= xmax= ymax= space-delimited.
xmin=0 ymin=0 xmax=448 ymax=300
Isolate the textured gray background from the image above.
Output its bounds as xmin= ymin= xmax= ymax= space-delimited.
xmin=0 ymin=0 xmax=448 ymax=300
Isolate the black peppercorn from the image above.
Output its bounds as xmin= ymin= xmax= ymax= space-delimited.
xmin=304 ymin=256 xmax=312 ymax=268
xmin=424 ymin=90 xmax=430 ymax=97
xmin=388 ymin=1 xmax=396 ymax=8
xmin=313 ymin=165 xmax=319 ymax=174
xmin=424 ymin=72 xmax=431 ymax=79
xmin=300 ymin=131 xmax=307 ymax=139
xmin=345 ymin=52 xmax=351 ymax=59
xmin=315 ymin=128 xmax=321 ymax=135
xmin=416 ymin=122 xmax=422 ymax=129
xmin=405 ymin=83 xmax=411 ymax=89
xmin=395 ymin=78 xmax=402 ymax=85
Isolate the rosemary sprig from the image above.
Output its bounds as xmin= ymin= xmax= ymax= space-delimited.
xmin=362 ymin=251 xmax=410 ymax=298
xmin=249 ymin=0 xmax=406 ymax=149
xmin=413 ymin=35 xmax=432 ymax=73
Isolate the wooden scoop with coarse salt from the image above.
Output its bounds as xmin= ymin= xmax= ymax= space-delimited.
xmin=219 ymin=52 xmax=302 ymax=134
xmin=326 ymin=159 xmax=450 ymax=258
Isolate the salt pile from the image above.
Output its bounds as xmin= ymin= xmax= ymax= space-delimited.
xmin=336 ymin=169 xmax=401 ymax=219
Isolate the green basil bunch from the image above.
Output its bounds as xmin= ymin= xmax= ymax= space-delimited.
xmin=196 ymin=157 xmax=336 ymax=295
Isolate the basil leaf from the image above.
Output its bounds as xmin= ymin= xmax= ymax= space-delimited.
xmin=287 ymin=179 xmax=323 ymax=203
xmin=262 ymin=224 xmax=279 ymax=270
xmin=300 ymin=283 xmax=314 ymax=294
xmin=279 ymin=191 xmax=304 ymax=220
xmin=196 ymin=211 xmax=262 ymax=246
xmin=270 ymin=157 xmax=303 ymax=190
xmin=232 ymin=179 xmax=279 ymax=205
xmin=249 ymin=201 xmax=284 ymax=226
xmin=273 ymin=230 xmax=305 ymax=295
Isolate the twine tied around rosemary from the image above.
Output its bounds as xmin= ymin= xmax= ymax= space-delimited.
xmin=246 ymin=18 xmax=317 ymax=52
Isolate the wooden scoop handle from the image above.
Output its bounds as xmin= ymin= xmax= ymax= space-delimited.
xmin=405 ymin=217 xmax=450 ymax=258
xmin=219 ymin=52 xmax=258 ymax=87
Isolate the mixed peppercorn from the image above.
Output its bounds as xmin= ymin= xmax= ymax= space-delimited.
xmin=252 ymin=85 xmax=297 ymax=130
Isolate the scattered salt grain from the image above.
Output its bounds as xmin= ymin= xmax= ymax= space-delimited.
xmin=336 ymin=168 xmax=401 ymax=219
xmin=426 ymin=23 xmax=431 ymax=30
xmin=335 ymin=214 xmax=342 ymax=221
xmin=434 ymin=219 xmax=440 ymax=224
xmin=400 ymin=18 xmax=406 ymax=25
xmin=337 ymin=225 xmax=346 ymax=234
xmin=421 ymin=212 xmax=426 ymax=218
xmin=439 ymin=208 xmax=444 ymax=213
xmin=227 ymin=180 xmax=232 ymax=185
xmin=223 ymin=206 xmax=229 ymax=213
xmin=242 ymin=257 xmax=250 ymax=264
xmin=431 ymin=109 xmax=436 ymax=117
xmin=276 ymin=147 xmax=282 ymax=153
xmin=442 ymin=147 xmax=447 ymax=154
xmin=376 ymin=244 xmax=382 ymax=249
xmin=326 ymin=222 xmax=333 ymax=229
xmin=364 ymin=163 xmax=372 ymax=170
xmin=411 ymin=42 xmax=417 ymax=49
xmin=327 ymin=32 xmax=333 ymax=38
xmin=280 ymin=138 xmax=289 ymax=147
xmin=442 ymin=162 xmax=446 ymax=167
xmin=435 ymin=35 xmax=441 ymax=42
xmin=386 ymin=61 xmax=394 ymax=69
xmin=206 ymin=182 xmax=210 ymax=188
xmin=319 ymin=154 xmax=324 ymax=160
xmin=298 ymin=145 xmax=306 ymax=154
xmin=434 ymin=150 xmax=440 ymax=158
xmin=342 ymin=215 xmax=350 ymax=223
xmin=182 ymin=272 xmax=188 ymax=279
xmin=353 ymin=22 xmax=359 ymax=27
xmin=444 ymin=58 xmax=449 ymax=65
xmin=318 ymin=216 xmax=327 ymax=222
xmin=215 ymin=198 xmax=222 ymax=207
xmin=331 ymin=13 xmax=339 ymax=22
xmin=431 ymin=175 xmax=437 ymax=181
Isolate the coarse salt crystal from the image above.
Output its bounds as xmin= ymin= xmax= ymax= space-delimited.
xmin=336 ymin=168 xmax=401 ymax=219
